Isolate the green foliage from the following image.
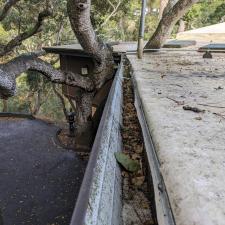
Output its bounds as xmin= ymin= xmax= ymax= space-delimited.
xmin=0 ymin=0 xmax=74 ymax=52
xmin=92 ymin=0 xmax=140 ymax=41
xmin=184 ymin=0 xmax=225 ymax=29
xmin=115 ymin=152 xmax=140 ymax=172
xmin=4 ymin=74 xmax=30 ymax=113
xmin=92 ymin=0 xmax=158 ymax=41
xmin=0 ymin=24 xmax=10 ymax=45
xmin=0 ymin=73 xmax=67 ymax=122
xmin=208 ymin=2 xmax=225 ymax=24
xmin=26 ymin=71 xmax=43 ymax=92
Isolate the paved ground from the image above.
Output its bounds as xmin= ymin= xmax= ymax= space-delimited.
xmin=128 ymin=49 xmax=225 ymax=225
xmin=0 ymin=117 xmax=87 ymax=225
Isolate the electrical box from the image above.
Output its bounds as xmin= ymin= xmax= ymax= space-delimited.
xmin=44 ymin=44 xmax=95 ymax=99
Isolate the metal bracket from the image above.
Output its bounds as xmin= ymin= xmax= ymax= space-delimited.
xmin=203 ymin=51 xmax=213 ymax=59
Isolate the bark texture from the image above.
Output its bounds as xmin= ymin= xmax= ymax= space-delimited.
xmin=145 ymin=0 xmax=199 ymax=49
xmin=67 ymin=0 xmax=114 ymax=89
xmin=0 ymin=53 xmax=94 ymax=98
xmin=66 ymin=0 xmax=115 ymax=136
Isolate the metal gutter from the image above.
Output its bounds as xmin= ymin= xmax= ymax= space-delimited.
xmin=132 ymin=75 xmax=176 ymax=225
xmin=70 ymin=58 xmax=123 ymax=225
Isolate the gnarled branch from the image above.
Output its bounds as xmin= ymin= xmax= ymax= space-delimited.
xmin=0 ymin=0 xmax=20 ymax=21
xmin=67 ymin=0 xmax=114 ymax=89
xmin=0 ymin=9 xmax=51 ymax=57
xmin=0 ymin=53 xmax=94 ymax=98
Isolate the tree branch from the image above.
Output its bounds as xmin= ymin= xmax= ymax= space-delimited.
xmin=0 ymin=0 xmax=21 ymax=21
xmin=145 ymin=0 xmax=199 ymax=49
xmin=163 ymin=0 xmax=179 ymax=16
xmin=67 ymin=0 xmax=114 ymax=89
xmin=98 ymin=0 xmax=121 ymax=29
xmin=67 ymin=0 xmax=105 ymax=63
xmin=0 ymin=9 xmax=51 ymax=57
xmin=0 ymin=54 xmax=95 ymax=98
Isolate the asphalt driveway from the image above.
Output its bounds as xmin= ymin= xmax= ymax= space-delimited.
xmin=0 ymin=117 xmax=87 ymax=225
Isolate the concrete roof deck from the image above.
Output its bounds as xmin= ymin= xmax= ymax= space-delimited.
xmin=128 ymin=49 xmax=225 ymax=225
xmin=43 ymin=41 xmax=199 ymax=57
xmin=177 ymin=22 xmax=225 ymax=42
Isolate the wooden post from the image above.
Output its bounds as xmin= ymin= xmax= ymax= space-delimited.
xmin=137 ymin=0 xmax=147 ymax=59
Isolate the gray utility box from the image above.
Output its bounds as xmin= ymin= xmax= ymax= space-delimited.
xmin=44 ymin=44 xmax=95 ymax=99
xmin=61 ymin=53 xmax=94 ymax=99
xmin=44 ymin=44 xmax=113 ymax=108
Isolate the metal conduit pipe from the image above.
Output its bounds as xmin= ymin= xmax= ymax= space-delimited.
xmin=137 ymin=0 xmax=147 ymax=59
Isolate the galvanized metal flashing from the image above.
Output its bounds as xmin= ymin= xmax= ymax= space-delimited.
xmin=132 ymin=74 xmax=176 ymax=225
xmin=70 ymin=60 xmax=124 ymax=225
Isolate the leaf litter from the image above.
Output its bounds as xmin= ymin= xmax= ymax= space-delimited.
xmin=119 ymin=60 xmax=157 ymax=225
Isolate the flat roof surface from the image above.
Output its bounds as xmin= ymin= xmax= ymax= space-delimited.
xmin=44 ymin=40 xmax=197 ymax=55
xmin=177 ymin=23 xmax=225 ymax=42
xmin=179 ymin=22 xmax=225 ymax=34
xmin=0 ymin=117 xmax=87 ymax=225
xmin=163 ymin=40 xmax=196 ymax=48
xmin=128 ymin=49 xmax=225 ymax=225
xmin=43 ymin=42 xmax=137 ymax=55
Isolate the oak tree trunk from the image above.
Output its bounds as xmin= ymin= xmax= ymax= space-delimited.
xmin=67 ymin=0 xmax=114 ymax=135
xmin=67 ymin=0 xmax=114 ymax=89
xmin=145 ymin=0 xmax=199 ymax=49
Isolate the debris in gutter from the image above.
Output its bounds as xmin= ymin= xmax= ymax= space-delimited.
xmin=121 ymin=60 xmax=156 ymax=225
xmin=115 ymin=152 xmax=140 ymax=172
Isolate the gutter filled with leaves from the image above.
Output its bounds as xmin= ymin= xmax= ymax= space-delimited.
xmin=115 ymin=60 xmax=157 ymax=225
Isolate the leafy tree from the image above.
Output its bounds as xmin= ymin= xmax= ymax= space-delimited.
xmin=208 ymin=2 xmax=225 ymax=23
xmin=184 ymin=0 xmax=225 ymax=29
